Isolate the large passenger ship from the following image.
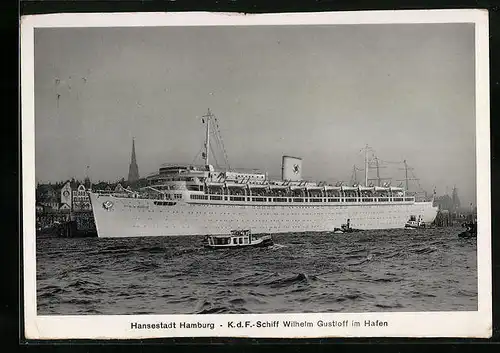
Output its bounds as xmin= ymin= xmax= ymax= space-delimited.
xmin=89 ymin=110 xmax=438 ymax=238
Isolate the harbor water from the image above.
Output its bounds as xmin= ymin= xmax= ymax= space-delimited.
xmin=37 ymin=227 xmax=477 ymax=315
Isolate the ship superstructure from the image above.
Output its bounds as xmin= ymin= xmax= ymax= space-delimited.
xmin=89 ymin=110 xmax=438 ymax=238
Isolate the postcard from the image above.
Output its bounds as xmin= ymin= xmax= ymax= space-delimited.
xmin=21 ymin=9 xmax=491 ymax=339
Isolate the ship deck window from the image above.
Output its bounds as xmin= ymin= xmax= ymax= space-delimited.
xmin=190 ymin=194 xmax=208 ymax=200
xmin=187 ymin=185 xmax=201 ymax=191
xmin=230 ymin=196 xmax=245 ymax=201
xmin=153 ymin=201 xmax=177 ymax=206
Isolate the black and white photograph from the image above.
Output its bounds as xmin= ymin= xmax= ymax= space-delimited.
xmin=21 ymin=10 xmax=491 ymax=339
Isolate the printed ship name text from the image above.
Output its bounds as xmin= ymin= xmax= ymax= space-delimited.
xmin=226 ymin=320 xmax=389 ymax=329
xmin=130 ymin=320 xmax=389 ymax=331
xmin=283 ymin=320 xmax=388 ymax=328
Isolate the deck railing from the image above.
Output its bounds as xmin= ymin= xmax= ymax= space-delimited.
xmin=96 ymin=190 xmax=416 ymax=204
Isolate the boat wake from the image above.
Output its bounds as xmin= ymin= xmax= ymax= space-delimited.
xmin=268 ymin=243 xmax=287 ymax=250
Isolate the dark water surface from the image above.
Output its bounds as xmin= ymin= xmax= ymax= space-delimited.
xmin=37 ymin=227 xmax=477 ymax=315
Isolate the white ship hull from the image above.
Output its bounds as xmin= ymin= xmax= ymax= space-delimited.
xmin=89 ymin=193 xmax=438 ymax=238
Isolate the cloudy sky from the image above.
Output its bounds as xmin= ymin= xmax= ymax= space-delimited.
xmin=34 ymin=23 xmax=476 ymax=205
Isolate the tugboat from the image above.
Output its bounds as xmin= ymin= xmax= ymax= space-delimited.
xmin=405 ymin=215 xmax=425 ymax=229
xmin=204 ymin=229 xmax=274 ymax=249
xmin=458 ymin=220 xmax=477 ymax=238
xmin=333 ymin=219 xmax=361 ymax=234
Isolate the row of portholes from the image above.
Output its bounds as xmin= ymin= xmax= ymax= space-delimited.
xmin=127 ymin=209 xmax=400 ymax=221
xmin=127 ymin=209 xmax=408 ymax=220
xmin=128 ymin=209 xmax=405 ymax=219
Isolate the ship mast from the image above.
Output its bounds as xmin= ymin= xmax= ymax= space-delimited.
xmin=368 ymin=156 xmax=390 ymax=187
xmin=351 ymin=165 xmax=358 ymax=185
xmin=364 ymin=145 xmax=368 ymax=186
xmin=404 ymin=160 xmax=408 ymax=190
xmin=360 ymin=144 xmax=373 ymax=187
xmin=397 ymin=159 xmax=418 ymax=192
xmin=402 ymin=160 xmax=412 ymax=191
xmin=203 ymin=109 xmax=213 ymax=167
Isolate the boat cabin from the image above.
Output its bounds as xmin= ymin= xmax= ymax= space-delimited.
xmin=206 ymin=229 xmax=253 ymax=246
xmin=229 ymin=229 xmax=252 ymax=245
xmin=204 ymin=229 xmax=274 ymax=249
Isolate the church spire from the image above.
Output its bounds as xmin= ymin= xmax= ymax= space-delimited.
xmin=128 ymin=138 xmax=139 ymax=183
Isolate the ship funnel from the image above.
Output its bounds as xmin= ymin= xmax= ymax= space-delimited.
xmin=281 ymin=155 xmax=302 ymax=181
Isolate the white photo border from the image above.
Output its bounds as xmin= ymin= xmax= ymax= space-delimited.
xmin=21 ymin=9 xmax=491 ymax=339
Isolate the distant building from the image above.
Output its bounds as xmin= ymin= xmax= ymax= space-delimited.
xmin=128 ymin=138 xmax=140 ymax=183
xmin=38 ymin=185 xmax=59 ymax=211
xmin=435 ymin=186 xmax=462 ymax=213
xmin=451 ymin=186 xmax=461 ymax=211
xmin=113 ymin=183 xmax=129 ymax=197
xmin=36 ymin=203 xmax=45 ymax=214
xmin=60 ymin=181 xmax=72 ymax=209
xmin=434 ymin=194 xmax=452 ymax=211
xmin=72 ymin=184 xmax=91 ymax=211
xmin=114 ymin=183 xmax=125 ymax=193
xmin=59 ymin=203 xmax=71 ymax=212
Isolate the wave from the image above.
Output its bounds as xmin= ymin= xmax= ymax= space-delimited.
xmin=194 ymin=299 xmax=230 ymax=314
xmin=268 ymin=244 xmax=287 ymax=250
xmin=64 ymin=298 xmax=95 ymax=305
xmin=228 ymin=298 xmax=246 ymax=305
xmin=84 ymin=248 xmax=131 ymax=257
xmin=372 ymin=277 xmax=402 ymax=283
xmin=230 ymin=272 xmax=321 ymax=291
xmin=266 ymin=273 xmax=317 ymax=288
xmin=382 ymin=250 xmax=405 ymax=259
xmin=410 ymin=291 xmax=437 ymax=298
xmin=128 ymin=261 xmax=160 ymax=272
xmin=66 ymin=279 xmax=103 ymax=289
xmin=456 ymin=289 xmax=477 ymax=297
xmin=411 ymin=246 xmax=438 ymax=254
xmin=375 ymin=303 xmax=405 ymax=309
xmin=38 ymin=284 xmax=67 ymax=293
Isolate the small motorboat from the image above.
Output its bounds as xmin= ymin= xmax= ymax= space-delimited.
xmin=458 ymin=221 xmax=477 ymax=238
xmin=405 ymin=215 xmax=425 ymax=229
xmin=204 ymin=229 xmax=274 ymax=249
xmin=333 ymin=219 xmax=361 ymax=234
